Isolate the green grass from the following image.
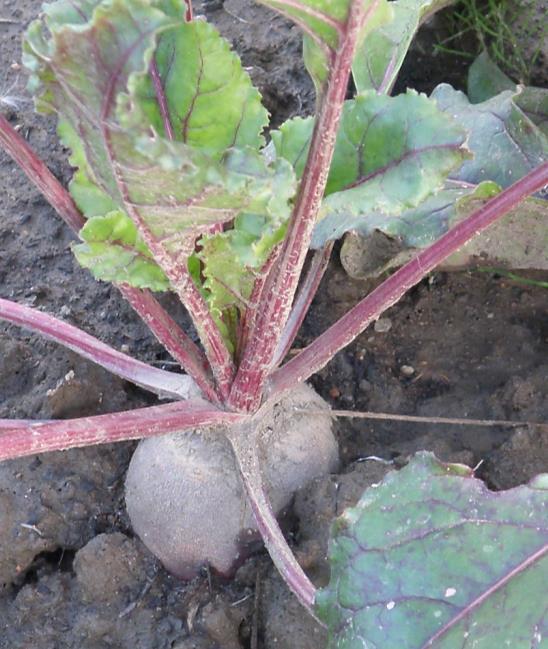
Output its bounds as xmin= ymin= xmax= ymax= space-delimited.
xmin=435 ymin=0 xmax=545 ymax=84
xmin=477 ymin=267 xmax=548 ymax=289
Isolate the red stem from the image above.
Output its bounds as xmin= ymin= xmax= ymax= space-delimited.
xmin=119 ymin=286 xmax=218 ymax=402
xmin=228 ymin=426 xmax=319 ymax=616
xmin=0 ymin=113 xmax=83 ymax=231
xmin=184 ymin=0 xmax=193 ymax=21
xmin=237 ymin=246 xmax=281 ymax=362
xmin=272 ymin=243 xmax=333 ymax=367
xmin=0 ymin=401 xmax=242 ymax=461
xmin=269 ymin=162 xmax=548 ymax=395
xmin=0 ymin=113 xmax=215 ymax=395
xmin=228 ymin=0 xmax=379 ymax=412
xmin=0 ymin=297 xmax=195 ymax=400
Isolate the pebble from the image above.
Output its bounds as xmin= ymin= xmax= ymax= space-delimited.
xmin=374 ymin=317 xmax=392 ymax=333
xmin=400 ymin=365 xmax=415 ymax=377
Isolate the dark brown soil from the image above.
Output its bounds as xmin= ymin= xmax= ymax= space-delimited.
xmin=1 ymin=1 xmax=547 ymax=647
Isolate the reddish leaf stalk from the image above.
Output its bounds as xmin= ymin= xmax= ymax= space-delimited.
xmin=228 ymin=426 xmax=319 ymax=616
xmin=0 ymin=401 xmax=243 ymax=461
xmin=0 ymin=297 xmax=194 ymax=400
xmin=228 ymin=0 xmax=379 ymax=412
xmin=0 ymin=113 xmax=84 ymax=232
xmin=104 ymin=287 xmax=219 ymax=402
xmin=184 ymin=0 xmax=193 ymax=21
xmin=270 ymin=162 xmax=548 ymax=396
xmin=0 ymin=113 xmax=215 ymax=396
xmin=272 ymin=243 xmax=333 ymax=366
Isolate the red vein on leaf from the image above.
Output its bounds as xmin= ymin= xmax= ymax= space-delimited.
xmin=150 ymin=59 xmax=174 ymax=140
xmin=420 ymin=543 xmax=548 ymax=648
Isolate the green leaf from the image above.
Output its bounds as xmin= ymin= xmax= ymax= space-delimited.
xmin=316 ymin=452 xmax=548 ymax=648
xmin=432 ymin=84 xmax=548 ymax=188
xmin=352 ymin=0 xmax=451 ymax=94
xmin=516 ymin=88 xmax=548 ymax=138
xmin=199 ymin=212 xmax=287 ymax=313
xmin=270 ymin=115 xmax=313 ymax=184
xmin=341 ymin=180 xmax=500 ymax=250
xmin=74 ymin=211 xmax=170 ymax=291
xmin=124 ymin=19 xmax=268 ymax=157
xmin=310 ymin=90 xmax=469 ymax=247
xmin=467 ymin=53 xmax=548 ymax=137
xmin=341 ymin=190 xmax=548 ymax=279
xmin=467 ymin=51 xmax=515 ymax=103
xmin=24 ymin=0 xmax=285 ymax=269
xmin=196 ymin=193 xmax=291 ymax=351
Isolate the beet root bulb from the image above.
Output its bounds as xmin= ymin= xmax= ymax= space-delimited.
xmin=125 ymin=384 xmax=338 ymax=578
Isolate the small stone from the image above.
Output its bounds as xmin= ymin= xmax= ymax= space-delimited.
xmin=400 ymin=365 xmax=415 ymax=377
xmin=359 ymin=379 xmax=372 ymax=392
xmin=59 ymin=305 xmax=71 ymax=317
xmin=329 ymin=386 xmax=341 ymax=399
xmin=374 ymin=317 xmax=392 ymax=333
xmin=120 ymin=344 xmax=130 ymax=354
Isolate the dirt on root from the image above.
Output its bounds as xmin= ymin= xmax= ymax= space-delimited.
xmin=1 ymin=0 xmax=547 ymax=647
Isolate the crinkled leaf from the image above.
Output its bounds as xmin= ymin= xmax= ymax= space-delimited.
xmin=309 ymin=90 xmax=469 ymax=247
xmin=467 ymin=52 xmax=548 ymax=137
xmin=432 ymin=84 xmax=548 ymax=188
xmin=338 ymin=180 xmax=499 ymax=251
xmin=74 ymin=211 xmax=170 ymax=291
xmin=270 ymin=115 xmax=313 ymax=184
xmin=199 ymin=212 xmax=286 ymax=313
xmin=316 ymin=452 xmax=548 ymax=648
xmin=341 ymin=183 xmax=548 ymax=278
xmin=24 ymin=0 xmax=286 ymax=275
xmin=352 ymin=0 xmax=451 ymax=94
xmin=194 ymin=212 xmax=287 ymax=351
xmin=56 ymin=118 xmax=118 ymax=218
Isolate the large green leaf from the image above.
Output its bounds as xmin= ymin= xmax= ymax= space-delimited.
xmin=432 ymin=84 xmax=548 ymax=189
xmin=316 ymin=452 xmax=548 ymax=648
xmin=23 ymin=0 xmax=286 ymax=271
xmin=352 ymin=0 xmax=451 ymax=94
xmin=308 ymin=90 xmax=469 ymax=247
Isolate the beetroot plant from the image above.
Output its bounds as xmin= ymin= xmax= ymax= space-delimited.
xmin=1 ymin=0 xmax=547 ymax=645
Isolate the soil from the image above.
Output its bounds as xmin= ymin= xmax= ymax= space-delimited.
xmin=0 ymin=1 xmax=547 ymax=648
